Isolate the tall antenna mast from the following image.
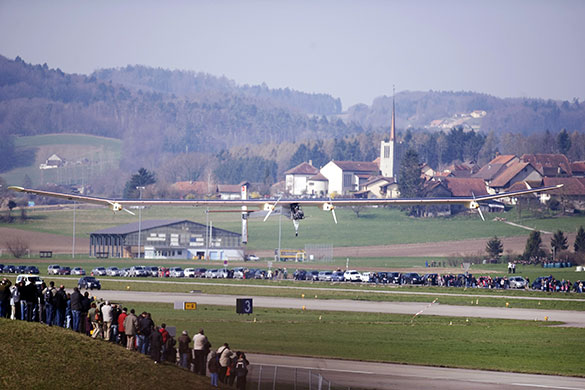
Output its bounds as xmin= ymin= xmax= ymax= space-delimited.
xmin=390 ymin=85 xmax=396 ymax=141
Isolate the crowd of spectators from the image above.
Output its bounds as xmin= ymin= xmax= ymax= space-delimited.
xmin=0 ymin=277 xmax=250 ymax=389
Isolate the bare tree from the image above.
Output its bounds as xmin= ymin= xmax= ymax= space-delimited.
xmin=5 ymin=237 xmax=29 ymax=258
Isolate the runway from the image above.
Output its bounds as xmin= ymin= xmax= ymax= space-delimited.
xmin=92 ymin=290 xmax=585 ymax=327
xmin=246 ymin=353 xmax=585 ymax=390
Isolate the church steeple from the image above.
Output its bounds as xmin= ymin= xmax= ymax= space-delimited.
xmin=379 ymin=86 xmax=396 ymax=179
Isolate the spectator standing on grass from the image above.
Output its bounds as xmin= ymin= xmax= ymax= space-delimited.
xmin=208 ymin=351 xmax=219 ymax=387
xmin=235 ymin=352 xmax=250 ymax=390
xmin=88 ymin=302 xmax=103 ymax=339
xmin=17 ymin=281 xmax=27 ymax=321
xmin=70 ymin=287 xmax=82 ymax=332
xmin=138 ymin=312 xmax=154 ymax=354
xmin=81 ymin=292 xmax=91 ymax=335
xmin=124 ymin=309 xmax=139 ymax=350
xmin=159 ymin=323 xmax=169 ymax=358
xmin=178 ymin=330 xmax=191 ymax=369
xmin=118 ymin=308 xmax=128 ymax=346
xmin=42 ymin=282 xmax=54 ymax=325
xmin=110 ymin=304 xmax=120 ymax=343
xmin=193 ymin=328 xmax=211 ymax=376
xmin=217 ymin=343 xmax=233 ymax=383
xmin=101 ymin=301 xmax=113 ymax=341
xmin=0 ymin=278 xmax=12 ymax=319
xmin=65 ymin=293 xmax=72 ymax=328
xmin=54 ymin=285 xmax=67 ymax=327
xmin=150 ymin=326 xmax=163 ymax=363
xmin=9 ymin=283 xmax=19 ymax=320
xmin=165 ymin=334 xmax=177 ymax=364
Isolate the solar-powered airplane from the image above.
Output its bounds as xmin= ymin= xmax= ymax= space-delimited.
xmin=8 ymin=184 xmax=562 ymax=243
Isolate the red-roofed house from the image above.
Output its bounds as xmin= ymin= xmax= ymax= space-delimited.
xmin=444 ymin=177 xmax=489 ymax=197
xmin=320 ymin=160 xmax=380 ymax=195
xmin=487 ymin=162 xmax=542 ymax=192
xmin=542 ymin=177 xmax=585 ymax=209
xmin=521 ymin=154 xmax=572 ymax=177
xmin=570 ymin=161 xmax=585 ymax=177
xmin=285 ymin=162 xmax=319 ymax=196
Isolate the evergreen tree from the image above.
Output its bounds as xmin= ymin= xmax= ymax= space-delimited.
xmin=123 ymin=168 xmax=156 ymax=198
xmin=486 ymin=236 xmax=504 ymax=259
xmin=398 ymin=149 xmax=424 ymax=216
xmin=550 ymin=230 xmax=568 ymax=258
xmin=557 ymin=128 xmax=571 ymax=155
xmin=523 ymin=230 xmax=544 ymax=261
xmin=574 ymin=226 xmax=585 ymax=253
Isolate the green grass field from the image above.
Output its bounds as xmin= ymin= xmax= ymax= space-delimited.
xmin=4 ymin=205 xmax=585 ymax=252
xmin=3 ymin=133 xmax=121 ymax=186
xmin=0 ymin=319 xmax=220 ymax=389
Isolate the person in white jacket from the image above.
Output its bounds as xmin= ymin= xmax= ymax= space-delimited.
xmin=9 ymin=284 xmax=19 ymax=320
xmin=101 ymin=301 xmax=113 ymax=341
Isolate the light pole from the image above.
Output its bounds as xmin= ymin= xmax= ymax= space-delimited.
xmin=72 ymin=201 xmax=76 ymax=259
xmin=136 ymin=186 xmax=145 ymax=259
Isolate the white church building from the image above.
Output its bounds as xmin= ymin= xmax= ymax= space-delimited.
xmin=285 ymin=94 xmax=398 ymax=198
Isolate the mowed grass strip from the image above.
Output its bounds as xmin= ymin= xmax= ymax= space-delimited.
xmin=0 ymin=319 xmax=221 ymax=390
xmin=115 ymin=303 xmax=585 ymax=377
xmin=5 ymin=205 xmax=585 ymax=250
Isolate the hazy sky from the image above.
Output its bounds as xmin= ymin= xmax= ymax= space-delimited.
xmin=0 ymin=0 xmax=583 ymax=108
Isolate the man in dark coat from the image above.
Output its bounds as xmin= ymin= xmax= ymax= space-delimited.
xmin=149 ymin=326 xmax=163 ymax=363
xmin=81 ymin=291 xmax=91 ymax=334
xmin=54 ymin=285 xmax=67 ymax=327
xmin=0 ymin=278 xmax=12 ymax=318
xmin=70 ymin=287 xmax=83 ymax=332
xmin=137 ymin=312 xmax=154 ymax=354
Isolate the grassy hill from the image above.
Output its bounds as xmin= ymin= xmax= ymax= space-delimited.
xmin=0 ymin=318 xmax=220 ymax=389
xmin=3 ymin=133 xmax=121 ymax=187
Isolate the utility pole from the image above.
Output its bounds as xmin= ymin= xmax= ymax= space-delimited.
xmin=136 ymin=186 xmax=145 ymax=259
xmin=72 ymin=201 xmax=76 ymax=259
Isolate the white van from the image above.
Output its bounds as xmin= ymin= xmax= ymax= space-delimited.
xmin=16 ymin=274 xmax=44 ymax=287
xmin=47 ymin=264 xmax=61 ymax=275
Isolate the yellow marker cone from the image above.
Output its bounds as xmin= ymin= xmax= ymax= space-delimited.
xmin=319 ymin=315 xmax=322 ymax=321
xmin=126 ymin=286 xmax=130 ymax=290
xmin=506 ymin=302 xmax=509 ymax=308
xmin=314 ymin=295 xmax=318 ymax=299
xmin=476 ymin=299 xmax=479 ymax=305
xmin=545 ymin=316 xmax=548 ymax=321
xmin=302 ymin=305 xmax=306 ymax=311
xmin=253 ymin=318 xmax=257 ymax=323
xmin=301 ymin=294 xmax=305 ymax=299
xmin=449 ymin=321 xmax=453 ymax=326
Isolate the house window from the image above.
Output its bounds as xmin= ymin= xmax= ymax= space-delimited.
xmin=343 ymin=173 xmax=353 ymax=187
xmin=384 ymin=145 xmax=390 ymax=158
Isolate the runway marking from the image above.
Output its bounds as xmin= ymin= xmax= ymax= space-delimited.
xmin=511 ymin=384 xmax=585 ymax=390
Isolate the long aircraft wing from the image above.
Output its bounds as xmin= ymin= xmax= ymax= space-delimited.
xmin=8 ymin=184 xmax=563 ymax=210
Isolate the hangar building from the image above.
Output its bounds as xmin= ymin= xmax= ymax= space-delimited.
xmin=89 ymin=219 xmax=243 ymax=260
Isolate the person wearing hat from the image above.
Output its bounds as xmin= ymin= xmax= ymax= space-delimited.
xmin=178 ymin=330 xmax=191 ymax=369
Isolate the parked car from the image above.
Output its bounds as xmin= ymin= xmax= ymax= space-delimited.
xmin=0 ymin=264 xmax=4 ymax=273
xmin=169 ymin=267 xmax=184 ymax=278
xmin=360 ymin=272 xmax=372 ymax=283
xmin=205 ymin=269 xmax=225 ymax=278
xmin=184 ymin=268 xmax=196 ymax=278
xmin=106 ymin=266 xmax=120 ymax=276
xmin=318 ymin=271 xmax=333 ymax=281
xmin=232 ymin=267 xmax=245 ymax=279
xmin=71 ymin=267 xmax=86 ymax=276
xmin=16 ymin=274 xmax=44 ymax=287
xmin=91 ymin=267 xmax=107 ymax=276
xmin=15 ymin=265 xmax=27 ymax=274
xmin=5 ymin=265 xmax=16 ymax=274
xmin=331 ymin=271 xmax=345 ymax=282
xmin=194 ymin=268 xmax=207 ymax=278
xmin=158 ymin=267 xmax=170 ymax=278
xmin=78 ymin=276 xmax=101 ymax=290
xmin=401 ymin=272 xmax=423 ymax=285
xmin=388 ymin=272 xmax=402 ymax=284
xmin=59 ymin=266 xmax=71 ymax=275
xmin=130 ymin=266 xmax=148 ymax=277
xmin=509 ymin=276 xmax=528 ymax=289
xmin=245 ymin=254 xmax=260 ymax=261
xmin=24 ymin=266 xmax=40 ymax=274
xmin=343 ymin=270 xmax=362 ymax=282
xmin=145 ymin=266 xmax=159 ymax=277
xmin=47 ymin=264 xmax=61 ymax=275
xmin=120 ymin=268 xmax=131 ymax=277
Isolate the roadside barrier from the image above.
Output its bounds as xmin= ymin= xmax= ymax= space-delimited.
xmin=249 ymin=364 xmax=363 ymax=390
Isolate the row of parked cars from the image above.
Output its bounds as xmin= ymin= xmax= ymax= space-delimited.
xmin=0 ymin=264 xmax=40 ymax=275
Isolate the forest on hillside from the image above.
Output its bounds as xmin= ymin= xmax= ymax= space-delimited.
xmin=2 ymin=55 xmax=585 ymax=196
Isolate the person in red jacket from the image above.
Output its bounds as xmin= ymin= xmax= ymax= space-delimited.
xmin=159 ymin=323 xmax=169 ymax=359
xmin=117 ymin=307 xmax=128 ymax=347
